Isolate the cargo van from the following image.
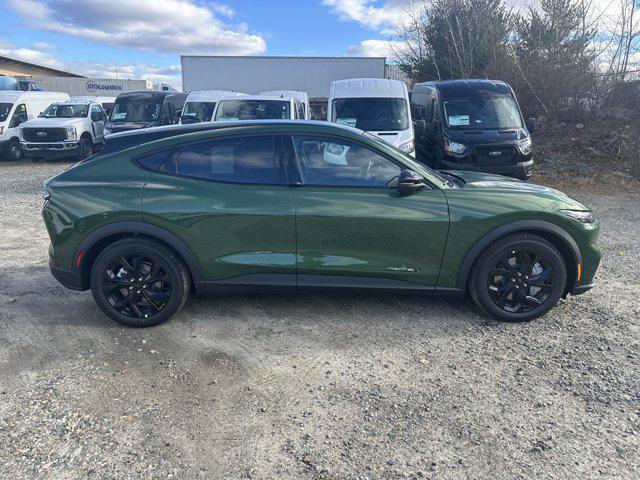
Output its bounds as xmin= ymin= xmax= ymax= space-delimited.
xmin=71 ymin=96 xmax=116 ymax=115
xmin=411 ymin=80 xmax=534 ymax=180
xmin=0 ymin=91 xmax=69 ymax=160
xmin=260 ymin=90 xmax=310 ymax=119
xmin=104 ymin=91 xmax=187 ymax=135
xmin=327 ymin=78 xmax=414 ymax=155
xmin=180 ymin=90 xmax=246 ymax=124
xmin=212 ymin=95 xmax=305 ymax=121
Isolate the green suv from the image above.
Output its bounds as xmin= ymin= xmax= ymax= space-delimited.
xmin=42 ymin=121 xmax=600 ymax=327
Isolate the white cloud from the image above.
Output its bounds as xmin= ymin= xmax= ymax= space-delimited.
xmin=347 ymin=39 xmax=402 ymax=60
xmin=322 ymin=0 xmax=411 ymax=30
xmin=0 ymin=45 xmax=182 ymax=88
xmin=6 ymin=0 xmax=266 ymax=55
xmin=32 ymin=42 xmax=57 ymax=51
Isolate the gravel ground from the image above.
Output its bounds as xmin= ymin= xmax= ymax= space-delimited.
xmin=0 ymin=158 xmax=638 ymax=480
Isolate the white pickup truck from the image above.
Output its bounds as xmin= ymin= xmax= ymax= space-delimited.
xmin=19 ymin=100 xmax=107 ymax=160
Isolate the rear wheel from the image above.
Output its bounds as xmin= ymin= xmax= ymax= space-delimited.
xmin=469 ymin=233 xmax=567 ymax=322
xmin=90 ymin=238 xmax=190 ymax=327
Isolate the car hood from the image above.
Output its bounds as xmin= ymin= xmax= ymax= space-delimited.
xmin=446 ymin=128 xmax=528 ymax=146
xmin=20 ymin=118 xmax=83 ymax=129
xmin=441 ymin=170 xmax=589 ymax=210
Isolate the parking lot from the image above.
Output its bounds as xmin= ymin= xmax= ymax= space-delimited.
xmin=0 ymin=158 xmax=638 ymax=479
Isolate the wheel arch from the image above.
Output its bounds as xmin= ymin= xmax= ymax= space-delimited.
xmin=74 ymin=221 xmax=206 ymax=294
xmin=455 ymin=220 xmax=582 ymax=294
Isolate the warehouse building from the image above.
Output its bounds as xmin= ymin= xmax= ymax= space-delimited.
xmin=0 ymin=54 xmax=82 ymax=78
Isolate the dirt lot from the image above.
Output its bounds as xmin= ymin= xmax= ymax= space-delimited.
xmin=0 ymin=157 xmax=638 ymax=480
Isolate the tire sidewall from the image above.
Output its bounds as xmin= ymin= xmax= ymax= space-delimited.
xmin=78 ymin=137 xmax=92 ymax=160
xmin=475 ymin=239 xmax=567 ymax=322
xmin=90 ymin=240 xmax=185 ymax=327
xmin=8 ymin=140 xmax=22 ymax=161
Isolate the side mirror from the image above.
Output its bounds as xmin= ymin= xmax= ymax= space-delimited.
xmin=397 ymin=169 xmax=427 ymax=195
xmin=180 ymin=115 xmax=201 ymax=125
xmin=526 ymin=117 xmax=535 ymax=133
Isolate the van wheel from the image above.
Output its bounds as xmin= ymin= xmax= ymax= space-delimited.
xmin=90 ymin=238 xmax=191 ymax=327
xmin=78 ymin=137 xmax=92 ymax=160
xmin=469 ymin=233 xmax=567 ymax=322
xmin=8 ymin=140 xmax=22 ymax=161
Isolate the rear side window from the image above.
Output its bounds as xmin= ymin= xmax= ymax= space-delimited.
xmin=160 ymin=135 xmax=282 ymax=184
xmin=136 ymin=149 xmax=173 ymax=171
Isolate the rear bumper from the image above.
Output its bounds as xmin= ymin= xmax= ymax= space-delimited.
xmin=50 ymin=262 xmax=84 ymax=290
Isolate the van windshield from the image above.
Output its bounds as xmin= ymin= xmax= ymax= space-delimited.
xmin=215 ymin=100 xmax=290 ymax=121
xmin=443 ymin=96 xmax=523 ymax=130
xmin=0 ymin=77 xmax=18 ymax=91
xmin=42 ymin=104 xmax=89 ymax=118
xmin=332 ymin=98 xmax=409 ymax=132
xmin=110 ymin=99 xmax=162 ymax=123
xmin=183 ymin=101 xmax=216 ymax=121
xmin=0 ymin=103 xmax=12 ymax=122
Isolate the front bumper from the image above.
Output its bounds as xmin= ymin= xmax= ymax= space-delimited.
xmin=439 ymin=155 xmax=534 ymax=180
xmin=21 ymin=141 xmax=79 ymax=159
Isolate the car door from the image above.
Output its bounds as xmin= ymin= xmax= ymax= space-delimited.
xmin=142 ymin=134 xmax=297 ymax=292
xmin=286 ymin=134 xmax=449 ymax=290
xmin=90 ymin=104 xmax=105 ymax=140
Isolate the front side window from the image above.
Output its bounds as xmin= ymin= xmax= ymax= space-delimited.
xmin=160 ymin=135 xmax=281 ymax=184
xmin=42 ymin=103 xmax=89 ymax=118
xmin=0 ymin=103 xmax=12 ymax=122
xmin=332 ymin=98 xmax=409 ymax=132
xmin=110 ymin=99 xmax=162 ymax=123
xmin=214 ymin=100 xmax=290 ymax=121
xmin=292 ymin=135 xmax=401 ymax=187
xmin=183 ymin=102 xmax=216 ymax=121
xmin=443 ymin=96 xmax=523 ymax=130
xmin=10 ymin=103 xmax=27 ymax=127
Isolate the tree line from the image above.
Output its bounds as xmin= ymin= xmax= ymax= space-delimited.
xmin=393 ymin=0 xmax=640 ymax=122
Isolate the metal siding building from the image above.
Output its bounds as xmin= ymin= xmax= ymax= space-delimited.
xmin=15 ymin=76 xmax=154 ymax=97
xmin=181 ymin=56 xmax=386 ymax=98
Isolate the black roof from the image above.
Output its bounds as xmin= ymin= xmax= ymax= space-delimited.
xmin=413 ymin=79 xmax=512 ymax=99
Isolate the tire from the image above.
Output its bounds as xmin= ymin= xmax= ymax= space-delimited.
xmin=7 ymin=139 xmax=22 ymax=161
xmin=468 ymin=233 xmax=567 ymax=322
xmin=78 ymin=136 xmax=93 ymax=161
xmin=90 ymin=238 xmax=191 ymax=327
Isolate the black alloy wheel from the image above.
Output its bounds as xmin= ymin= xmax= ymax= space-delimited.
xmin=469 ymin=233 xmax=567 ymax=322
xmin=90 ymin=238 xmax=190 ymax=327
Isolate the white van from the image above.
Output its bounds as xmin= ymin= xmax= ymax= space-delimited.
xmin=180 ymin=90 xmax=246 ymax=124
xmin=71 ymin=96 xmax=116 ymax=115
xmin=327 ymin=78 xmax=414 ymax=155
xmin=260 ymin=90 xmax=310 ymax=119
xmin=0 ymin=91 xmax=69 ymax=160
xmin=213 ymin=95 xmax=305 ymax=122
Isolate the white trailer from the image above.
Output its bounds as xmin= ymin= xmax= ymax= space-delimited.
xmin=180 ymin=56 xmax=386 ymax=99
xmin=15 ymin=76 xmax=153 ymax=97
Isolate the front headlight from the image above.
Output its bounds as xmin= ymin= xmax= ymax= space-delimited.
xmin=399 ymin=140 xmax=415 ymax=154
xmin=444 ymin=138 xmax=466 ymax=155
xmin=561 ymin=209 xmax=595 ymax=224
xmin=64 ymin=126 xmax=77 ymax=141
xmin=516 ymin=136 xmax=532 ymax=154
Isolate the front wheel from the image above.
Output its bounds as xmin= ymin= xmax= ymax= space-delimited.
xmin=469 ymin=233 xmax=567 ymax=322
xmin=90 ymin=238 xmax=191 ymax=327
xmin=7 ymin=139 xmax=23 ymax=161
xmin=78 ymin=137 xmax=93 ymax=160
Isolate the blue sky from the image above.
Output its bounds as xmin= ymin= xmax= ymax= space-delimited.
xmin=0 ymin=0 xmax=409 ymax=86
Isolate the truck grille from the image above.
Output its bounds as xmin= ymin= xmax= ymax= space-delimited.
xmin=21 ymin=128 xmax=67 ymax=142
xmin=473 ymin=146 xmax=517 ymax=166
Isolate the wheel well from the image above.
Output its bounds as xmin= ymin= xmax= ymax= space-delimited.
xmin=464 ymin=228 xmax=578 ymax=293
xmin=80 ymin=131 xmax=92 ymax=141
xmin=80 ymin=232 xmax=195 ymax=290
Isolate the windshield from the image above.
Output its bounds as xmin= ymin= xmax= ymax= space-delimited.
xmin=214 ymin=100 xmax=290 ymax=121
xmin=0 ymin=77 xmax=18 ymax=91
xmin=443 ymin=96 xmax=523 ymax=130
xmin=42 ymin=104 xmax=89 ymax=118
xmin=183 ymin=101 xmax=216 ymax=121
xmin=332 ymin=98 xmax=409 ymax=132
xmin=0 ymin=103 xmax=12 ymax=122
xmin=110 ymin=99 xmax=162 ymax=123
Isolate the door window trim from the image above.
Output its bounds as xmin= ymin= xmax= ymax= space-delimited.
xmin=132 ymin=132 xmax=289 ymax=186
